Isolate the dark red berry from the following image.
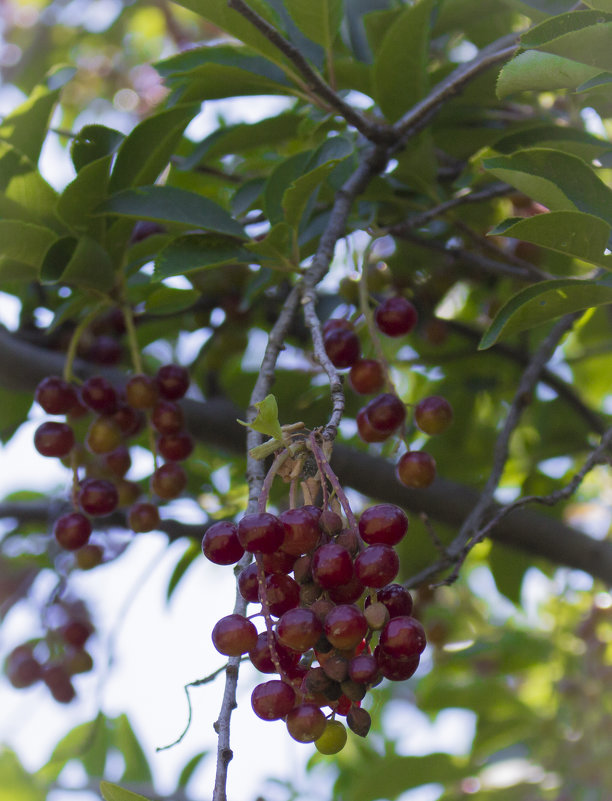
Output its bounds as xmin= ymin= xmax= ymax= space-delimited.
xmin=238 ymin=512 xmax=284 ymax=554
xmin=34 ymin=421 xmax=75 ymax=458
xmin=348 ymin=653 xmax=379 ymax=684
xmin=379 ymin=616 xmax=427 ymax=660
xmin=251 ymin=680 xmax=296 ymax=721
xmin=324 ymin=604 xmax=368 ymax=650
xmin=35 ymin=376 xmax=78 ymax=415
xmin=349 ymin=359 xmax=385 ymax=395
xmin=323 ymin=319 xmax=353 ymax=337
xmin=396 ymin=451 xmax=436 ymax=489
xmin=103 ymin=445 xmax=131 ymax=478
xmin=128 ymin=502 xmax=160 ymax=533
xmin=359 ymin=504 xmax=408 ymax=546
xmin=372 ymin=584 xmax=413 ymax=618
xmin=156 ymin=364 xmax=190 ymax=400
xmin=311 ymin=543 xmax=353 ymax=589
xmin=81 ymin=376 xmax=119 ymax=415
xmin=356 ymin=408 xmax=389 ymax=443
xmin=43 ymin=664 xmax=76 ymax=703
xmin=150 ymin=463 xmax=187 ymax=500
xmin=6 ymin=646 xmax=42 ymax=688
xmin=212 ymin=614 xmax=258 ymax=656
xmin=151 ymin=400 xmax=184 ymax=434
xmin=265 ymin=573 xmax=300 ymax=617
xmin=112 ymin=403 xmax=144 ymax=437
xmin=262 ymin=549 xmax=296 ymax=574
xmin=375 ymin=297 xmax=418 ymax=337
xmin=375 ymin=647 xmax=420 ymax=681
xmin=54 ymin=513 xmax=92 ymax=550
xmin=355 ymin=544 xmax=399 ymax=588
xmin=280 ymin=507 xmax=321 ymax=556
xmin=324 ymin=328 xmax=360 ymax=369
xmin=202 ymin=520 xmax=244 ymax=565
xmin=78 ymin=478 xmax=119 ymax=517
xmin=414 ymin=395 xmax=453 ymax=435
xmin=157 ymin=431 xmax=194 ymax=462
xmin=363 ymin=393 xmax=406 ymax=436
xmin=60 ymin=620 xmax=93 ymax=649
xmin=249 ymin=632 xmax=299 ymax=674
xmin=238 ymin=563 xmax=260 ymax=603
xmin=277 ymin=607 xmax=322 ymax=652
xmin=286 ymin=704 xmax=326 ymax=742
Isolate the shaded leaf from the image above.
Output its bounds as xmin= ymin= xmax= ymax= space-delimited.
xmin=284 ymin=0 xmax=344 ymax=49
xmin=57 ymin=155 xmax=113 ymax=233
xmin=97 ymin=186 xmax=246 ymax=239
xmin=264 ymin=150 xmax=313 ymax=225
xmin=71 ymin=125 xmax=125 ymax=173
xmin=479 ymin=277 xmax=612 ymax=349
xmin=0 ymin=221 xmax=56 ymax=268
xmin=144 ymin=287 xmax=200 ymax=314
xmin=109 ymin=104 xmax=199 ymax=193
xmin=483 ymin=148 xmax=612 ymax=225
xmin=496 ymin=50 xmax=599 ymax=97
xmin=153 ymin=233 xmax=251 ymax=280
xmin=40 ymin=236 xmax=115 ymax=291
xmin=489 ymin=542 xmax=531 ymax=605
xmin=488 ymin=211 xmax=612 ymax=268
xmin=100 ymin=782 xmax=153 ymax=801
xmin=372 ymin=0 xmax=433 ymax=121
xmin=492 ymin=124 xmax=612 ymax=160
xmin=522 ymin=9 xmax=612 ymax=72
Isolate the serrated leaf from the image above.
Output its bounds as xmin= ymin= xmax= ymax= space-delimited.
xmin=483 ymin=148 xmax=612 ymax=226
xmin=237 ymin=394 xmax=284 ymax=440
xmin=479 ymin=277 xmax=612 ymax=349
xmin=521 ymin=9 xmax=612 ymax=72
xmin=284 ymin=0 xmax=344 ymax=49
xmin=372 ymin=0 xmax=433 ymax=122
xmin=488 ymin=211 xmax=612 ymax=267
xmin=97 ymin=186 xmax=246 ymax=239
xmin=100 ymin=781 xmax=153 ymax=801
xmin=153 ymin=233 xmax=251 ymax=280
xmin=109 ymin=104 xmax=199 ymax=193
xmin=167 ymin=542 xmax=201 ymax=602
xmin=0 ymin=220 xmax=56 ymax=268
xmin=496 ymin=50 xmax=599 ymax=97
xmin=0 ymin=66 xmax=75 ymax=165
xmin=71 ymin=124 xmax=125 ymax=173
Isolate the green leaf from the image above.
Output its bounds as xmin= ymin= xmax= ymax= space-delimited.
xmin=282 ymin=137 xmax=352 ymax=228
xmin=71 ymin=124 xmax=125 ymax=172
xmin=521 ymin=9 xmax=612 ymax=72
xmin=237 ymin=394 xmax=284 ymax=440
xmin=0 ymin=748 xmax=45 ymax=801
xmin=40 ymin=235 xmax=115 ymax=291
xmin=97 ymin=186 xmax=246 ymax=239
xmin=0 ymin=220 xmax=57 ymax=268
xmin=583 ymin=0 xmax=612 ymax=10
xmin=109 ymin=104 xmax=199 ymax=193
xmin=479 ymin=277 xmax=612 ymax=349
xmin=0 ymin=66 xmax=75 ymax=165
xmin=177 ymin=751 xmax=208 ymax=788
xmin=372 ymin=0 xmax=433 ymax=122
xmin=264 ymin=150 xmax=314 ymax=225
xmin=483 ymin=148 xmax=612 ymax=226
xmin=144 ymin=286 xmax=200 ymax=313
xmin=100 ymin=781 xmax=153 ymax=801
xmin=113 ymin=715 xmax=152 ymax=783
xmin=496 ymin=50 xmax=600 ymax=97
xmin=492 ymin=125 xmax=612 ymax=160
xmin=168 ymin=0 xmax=286 ymax=64
xmin=0 ymin=142 xmax=59 ymax=227
xmin=57 ymin=155 xmax=113 ymax=233
xmin=488 ymin=211 xmax=612 ymax=268
xmin=153 ymin=233 xmax=250 ymax=281
xmin=244 ymin=222 xmax=293 ymax=267
xmin=166 ymin=541 xmax=201 ymax=602
xmin=284 ymin=0 xmax=344 ymax=49
xmin=489 ymin=542 xmax=531 ymax=605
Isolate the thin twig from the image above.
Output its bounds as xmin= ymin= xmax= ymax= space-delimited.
xmin=226 ymin=0 xmax=391 ymax=143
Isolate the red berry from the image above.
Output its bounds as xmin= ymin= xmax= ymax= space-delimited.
xmin=54 ymin=513 xmax=92 ymax=550
xmin=6 ymin=646 xmax=42 ymax=689
xmin=78 ymin=478 xmax=119 ymax=517
xmin=356 ymin=408 xmax=389 ymax=443
xmin=60 ymin=620 xmax=93 ymax=649
xmin=238 ymin=512 xmax=284 ymax=554
xmin=414 ymin=395 xmax=453 ymax=435
xmin=363 ymin=393 xmax=406 ymax=436
xmin=375 ymin=297 xmax=418 ymax=337
xmin=128 ymin=502 xmax=160 ymax=533
xmin=396 ymin=451 xmax=436 ymax=489
xmin=375 ymin=647 xmax=420 ymax=681
xmin=112 ymin=403 xmax=144 ymax=437
xmin=151 ymin=400 xmax=184 ymax=434
xmin=311 ymin=543 xmax=353 ymax=589
xmin=157 ymin=431 xmax=194 ymax=462
xmin=379 ymin=616 xmax=427 ymax=660
xmin=327 ymin=573 xmax=365 ymax=604
xmin=126 ymin=374 xmax=158 ymax=409
xmin=156 ymin=364 xmax=190 ymax=400
xmin=354 ymin=544 xmax=399 ymax=588
xmin=359 ymin=504 xmax=408 ymax=546
xmin=34 ymin=421 xmax=75 ymax=457
xmin=348 ymin=653 xmax=379 ymax=684
xmin=238 ymin=563 xmax=260 ymax=603
xmin=249 ymin=632 xmax=299 ymax=674
xmin=277 ymin=608 xmax=322 ymax=652
xmin=265 ymin=573 xmax=300 ymax=617
xmin=324 ymin=328 xmax=360 ymax=369
xmin=35 ymin=376 xmax=78 ymax=415
xmin=43 ymin=664 xmax=76 ymax=703
xmin=151 ymin=463 xmax=187 ymax=500
xmin=324 ymin=605 xmax=368 ymax=650
xmin=212 ymin=614 xmax=258 ymax=656
xmin=349 ymin=359 xmax=385 ymax=395
xmin=103 ymin=445 xmax=131 ymax=478
xmin=323 ymin=319 xmax=353 ymax=337
xmin=286 ymin=704 xmax=326 ymax=742
xmin=279 ymin=507 xmax=321 ymax=556
xmin=372 ymin=584 xmax=413 ymax=618
xmin=202 ymin=520 xmax=244 ymax=565
xmin=262 ymin=549 xmax=296 ymax=574
xmin=251 ymin=680 xmax=296 ymax=721
xmin=81 ymin=376 xmax=119 ymax=415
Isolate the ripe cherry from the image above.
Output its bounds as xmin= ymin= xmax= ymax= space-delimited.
xmin=35 ymin=376 xmax=78 ymax=415
xmin=324 ymin=604 xmax=368 ymax=650
xmin=359 ymin=504 xmax=408 ymax=546
xmin=202 ymin=520 xmax=244 ymax=565
xmin=414 ymin=395 xmax=453 ymax=435
xmin=78 ymin=478 xmax=119 ymax=517
xmin=349 ymin=358 xmax=385 ymax=395
xmin=81 ymin=376 xmax=119 ymax=415
xmin=324 ymin=328 xmax=360 ymax=369
xmin=212 ymin=614 xmax=258 ymax=656
xmin=363 ymin=393 xmax=406 ymax=436
xmin=396 ymin=451 xmax=436 ymax=489
xmin=375 ymin=296 xmax=418 ymax=337
xmin=279 ymin=507 xmax=321 ymax=556
xmin=311 ymin=543 xmax=353 ymax=589
xmin=285 ymin=703 xmax=326 ymax=743
xmin=128 ymin=502 xmax=160 ymax=533
xmin=34 ymin=422 xmax=75 ymax=458
xmin=156 ymin=364 xmax=190 ymax=400
xmin=54 ymin=513 xmax=92 ymax=550
xmin=277 ymin=607 xmax=322 ymax=652
xmin=151 ymin=401 xmax=184 ymax=434
xmin=379 ymin=616 xmax=427 ymax=660
xmin=151 ymin=463 xmax=187 ymax=500
xmin=354 ymin=544 xmax=400 ymax=588
xmin=251 ymin=680 xmax=296 ymax=721
xmin=157 ymin=431 xmax=194 ymax=462
xmin=238 ymin=512 xmax=284 ymax=554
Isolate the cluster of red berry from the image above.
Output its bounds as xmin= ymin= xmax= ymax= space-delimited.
xmin=202 ymin=502 xmax=425 ymax=753
xmin=5 ymin=607 xmax=94 ymax=703
xmin=322 ymin=296 xmax=453 ymax=490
